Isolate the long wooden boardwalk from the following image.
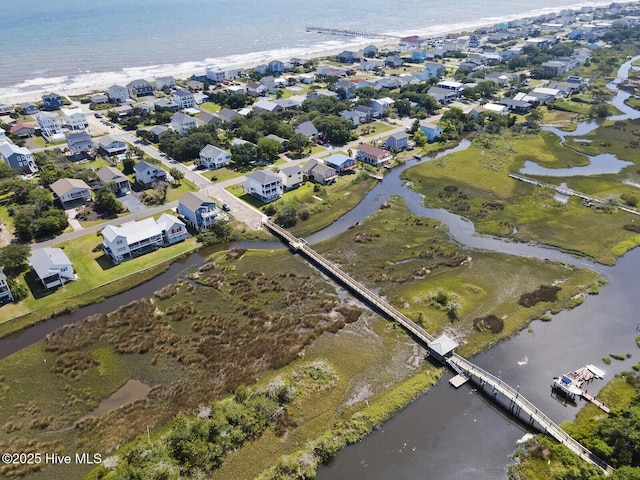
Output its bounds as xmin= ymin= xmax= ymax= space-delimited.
xmin=306 ymin=26 xmax=399 ymax=41
xmin=264 ymin=220 xmax=614 ymax=475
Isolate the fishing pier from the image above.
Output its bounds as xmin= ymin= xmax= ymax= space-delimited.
xmin=306 ymin=26 xmax=399 ymax=41
xmin=264 ymin=219 xmax=614 ymax=475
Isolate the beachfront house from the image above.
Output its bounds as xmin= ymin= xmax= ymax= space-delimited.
xmin=385 ymin=132 xmax=409 ymax=151
xmin=324 ymin=153 xmax=357 ymax=173
xmin=356 ymin=144 xmax=391 ymax=167
xmin=97 ymin=166 xmax=131 ymax=196
xmin=155 ymin=76 xmax=176 ymax=90
xmin=107 ymin=84 xmax=129 ymax=104
xmin=170 ymin=112 xmax=198 ymax=135
xmin=36 ymin=112 xmax=62 ymax=137
xmin=42 ymin=93 xmax=63 ymax=111
xmin=172 ymin=90 xmax=195 ymax=109
xmin=102 ymin=217 xmax=164 ymax=264
xmin=29 ymin=247 xmax=75 ymax=289
xmin=419 ymin=121 xmax=443 ymax=142
xmin=0 ymin=268 xmax=13 ymax=304
xmin=177 ymin=191 xmax=219 ymax=232
xmin=97 ymin=135 xmax=128 ymax=158
xmin=244 ymin=169 xmax=283 ymax=203
xmin=206 ymin=66 xmax=226 ymax=83
xmin=278 ymin=165 xmax=303 ymax=190
xmin=20 ymin=102 xmax=39 ymax=115
xmin=0 ymin=103 xmax=12 ymax=115
xmin=61 ymin=107 xmax=88 ymax=130
xmin=198 ymin=144 xmax=231 ymax=169
xmin=268 ymin=60 xmax=285 ymax=74
xmin=50 ymin=178 xmax=92 ymax=208
xmin=127 ymin=79 xmax=154 ymax=98
xmin=302 ymin=159 xmax=338 ymax=185
xmin=66 ymin=132 xmax=95 ymax=158
xmin=363 ymin=45 xmax=378 ymax=57
xmin=0 ymin=143 xmax=37 ymax=173
xmin=134 ymin=160 xmax=168 ymax=187
xmin=90 ymin=93 xmax=109 ymax=104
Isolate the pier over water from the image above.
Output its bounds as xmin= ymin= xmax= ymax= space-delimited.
xmin=264 ymin=219 xmax=614 ymax=475
xmin=306 ymin=26 xmax=399 ymax=41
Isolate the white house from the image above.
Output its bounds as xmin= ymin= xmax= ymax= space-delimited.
xmin=170 ymin=112 xmax=197 ymax=135
xmin=177 ymin=191 xmax=219 ymax=232
xmin=156 ymin=213 xmax=188 ymax=244
xmin=244 ymin=170 xmax=283 ymax=203
xmin=61 ymin=107 xmax=88 ymax=130
xmin=50 ymin=178 xmax=92 ymax=208
xmin=172 ymin=90 xmax=195 ymax=109
xmin=198 ymin=144 xmax=231 ymax=169
xmin=369 ymin=97 xmax=395 ymax=115
xmin=298 ymin=73 xmax=316 ymax=84
xmin=134 ymin=160 xmax=168 ymax=186
xmin=0 ymin=268 xmax=13 ymax=303
xmin=36 ymin=112 xmax=62 ymax=137
xmin=155 ymin=76 xmax=176 ymax=90
xmin=102 ymin=217 xmax=164 ymax=264
xmin=0 ymin=143 xmax=37 ymax=173
xmin=107 ymin=84 xmax=129 ymax=103
xmin=29 ymin=247 xmax=75 ymax=289
xmin=279 ymin=165 xmax=303 ymax=190
xmin=253 ymin=99 xmax=283 ymax=113
xmin=97 ymin=135 xmax=128 ymax=157
xmin=247 ymin=82 xmax=268 ymax=97
xmin=66 ymin=132 xmax=95 ymax=156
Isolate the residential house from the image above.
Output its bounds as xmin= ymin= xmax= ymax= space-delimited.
xmin=336 ymin=80 xmax=358 ymax=99
xmin=9 ymin=123 xmax=35 ymax=138
xmin=485 ymin=71 xmax=515 ymax=87
xmin=356 ymin=144 xmax=391 ymax=167
xmin=373 ymin=77 xmax=403 ymax=90
xmin=412 ymin=50 xmax=428 ymax=63
xmin=97 ymin=135 xmax=128 ymax=157
xmin=369 ymin=97 xmax=395 ymax=115
xmin=172 ymin=90 xmax=195 ymax=109
xmin=294 ymin=121 xmax=318 ymax=140
xmin=247 ymin=82 xmax=268 ymax=97
xmin=226 ymin=84 xmax=246 ymax=94
xmin=102 ymin=217 xmax=165 ymax=264
xmin=187 ymin=80 xmax=205 ymax=91
xmin=424 ymin=62 xmax=445 ymax=78
xmin=156 ymin=213 xmax=188 ymax=244
xmin=0 ymin=143 xmax=37 ymax=173
xmin=0 ymin=103 xmax=13 ymax=115
xmin=154 ymin=98 xmax=180 ymax=112
xmin=385 ymin=55 xmax=404 ymax=68
xmin=386 ymin=132 xmax=409 ymax=151
xmin=400 ymin=35 xmax=423 ymax=49
xmin=337 ymin=50 xmax=358 ymax=63
xmin=302 ymin=159 xmax=338 ymax=185
xmin=107 ymin=84 xmax=129 ymax=103
xmin=265 ymin=134 xmax=288 ymax=150
xmin=134 ymin=160 xmax=168 ymax=186
xmin=20 ymin=102 xmax=39 ymax=115
xmin=198 ymin=144 xmax=231 ymax=169
xmin=279 ymin=165 xmax=303 ymax=190
xmin=155 ymin=76 xmax=176 ymax=90
xmin=29 ymin=247 xmax=75 ymax=289
xmin=354 ymin=105 xmax=378 ymax=122
xmin=481 ymin=103 xmax=509 ymax=115
xmin=206 ymin=66 xmax=226 ymax=83
xmin=259 ymin=76 xmax=277 ymax=91
xmin=177 ymin=191 xmax=219 ymax=232
xmin=298 ymin=73 xmax=316 ymax=84
xmin=427 ymin=86 xmax=458 ymax=104
xmin=253 ymin=99 xmax=284 ymax=113
xmin=211 ymin=107 xmax=239 ymax=125
xmin=363 ymin=45 xmax=379 ymax=57
xmin=0 ymin=268 xmax=13 ymax=303
xmin=438 ymin=80 xmax=465 ymax=93
xmin=61 ymin=107 xmax=88 ymax=130
xmin=50 ymin=178 xmax=92 ymax=208
xmin=97 ymin=166 xmax=131 ymax=196
xmin=419 ymin=121 xmax=443 ymax=141
xmin=244 ymin=169 xmax=283 ymax=203
xmin=36 ymin=112 xmax=62 ymax=137
xmin=340 ymin=109 xmax=367 ymax=128
xmin=127 ymin=79 xmax=154 ymax=98
xmin=268 ymin=60 xmax=285 ymax=74
xmin=499 ymin=98 xmax=532 ymax=114
xmin=90 ymin=93 xmax=109 ymax=104
xmin=66 ymin=132 xmax=95 ymax=157
xmin=324 ymin=153 xmax=357 ymax=173
xmin=146 ymin=125 xmax=169 ymax=141
xmin=170 ymin=112 xmax=198 ymax=135
xmin=42 ymin=93 xmax=63 ymax=111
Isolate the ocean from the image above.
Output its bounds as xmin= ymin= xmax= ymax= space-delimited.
xmin=0 ymin=0 xmax=629 ymax=101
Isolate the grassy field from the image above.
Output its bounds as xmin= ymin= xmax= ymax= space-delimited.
xmin=402 ymin=132 xmax=640 ymax=265
xmin=199 ymin=166 xmax=244 ymax=182
xmin=564 ymin=119 xmax=640 ymax=163
xmin=199 ymin=102 xmax=222 ymax=113
xmin=355 ymin=121 xmax=396 ymax=137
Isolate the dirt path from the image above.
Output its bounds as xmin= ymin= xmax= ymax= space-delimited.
xmin=0 ymin=221 xmax=12 ymax=247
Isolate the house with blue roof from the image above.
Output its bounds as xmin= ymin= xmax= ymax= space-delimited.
xmin=324 ymin=153 xmax=357 ymax=173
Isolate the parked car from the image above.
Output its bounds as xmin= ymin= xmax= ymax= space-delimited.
xmin=222 ymin=203 xmax=231 ymax=211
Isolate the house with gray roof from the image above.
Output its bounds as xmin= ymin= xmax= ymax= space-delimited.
xmin=0 ymin=268 xmax=13 ymax=303
xmin=211 ymin=107 xmax=239 ymax=125
xmin=146 ymin=125 xmax=169 ymax=141
xmin=66 ymin=132 xmax=95 ymax=159
xmin=102 ymin=217 xmax=164 ymax=264
xmin=170 ymin=112 xmax=197 ymax=135
xmin=154 ymin=98 xmax=180 ymax=112
xmin=50 ymin=178 xmax=92 ymax=208
xmin=177 ymin=191 xmax=219 ymax=232
xmin=127 ymin=79 xmax=154 ymax=98
xmin=20 ymin=102 xmax=39 ymax=115
xmin=134 ymin=160 xmax=168 ymax=186
xmin=29 ymin=247 xmax=75 ymax=289
xmin=155 ymin=76 xmax=176 ymax=90
xmin=198 ymin=144 xmax=231 ymax=169
xmin=279 ymin=165 xmax=303 ymax=190
xmin=172 ymin=89 xmax=195 ymax=109
xmin=386 ymin=132 xmax=409 ymax=151
xmin=97 ymin=135 xmax=128 ymax=158
xmin=107 ymin=84 xmax=129 ymax=104
xmin=302 ymin=159 xmax=337 ymax=185
xmin=0 ymin=143 xmax=37 ymax=173
xmin=244 ymin=169 xmax=283 ymax=203
xmin=97 ymin=166 xmax=130 ymax=196
xmin=294 ymin=121 xmax=318 ymax=140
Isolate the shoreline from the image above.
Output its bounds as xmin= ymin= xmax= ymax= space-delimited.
xmin=1 ymin=0 xmax=636 ymax=105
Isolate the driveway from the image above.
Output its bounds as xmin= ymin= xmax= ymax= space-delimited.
xmin=119 ymin=193 xmax=148 ymax=214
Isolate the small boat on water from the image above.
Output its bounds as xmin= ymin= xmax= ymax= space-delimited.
xmin=551 ymin=364 xmax=609 ymax=412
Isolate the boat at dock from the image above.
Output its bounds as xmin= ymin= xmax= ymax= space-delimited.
xmin=552 ymin=364 xmax=610 ymax=413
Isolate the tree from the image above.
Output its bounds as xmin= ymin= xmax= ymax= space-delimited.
xmin=122 ymin=155 xmax=136 ymax=175
xmin=0 ymin=243 xmax=31 ymax=274
xmin=273 ymin=203 xmax=298 ymax=227
xmin=287 ymin=133 xmax=310 ymax=158
xmin=314 ymin=115 xmax=353 ymax=145
xmin=94 ymin=187 xmax=124 ymax=215
xmin=231 ymin=142 xmax=257 ymax=170
xmin=257 ymin=137 xmax=282 ymax=162
xmin=413 ymin=129 xmax=427 ymax=147
xmin=169 ymin=167 xmax=184 ymax=185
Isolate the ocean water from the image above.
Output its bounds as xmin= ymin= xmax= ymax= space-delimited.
xmin=0 ymin=0 xmax=628 ymax=100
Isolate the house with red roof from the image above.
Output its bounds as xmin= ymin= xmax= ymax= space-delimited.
xmin=356 ymin=143 xmax=391 ymax=167
xmin=10 ymin=123 xmax=35 ymax=138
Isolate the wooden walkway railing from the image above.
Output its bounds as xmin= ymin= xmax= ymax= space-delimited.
xmin=263 ymin=220 xmax=613 ymax=475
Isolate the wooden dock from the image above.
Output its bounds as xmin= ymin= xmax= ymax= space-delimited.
xmin=264 ymin=219 xmax=614 ymax=475
xmin=306 ymin=26 xmax=399 ymax=41
xmin=581 ymin=391 xmax=611 ymax=413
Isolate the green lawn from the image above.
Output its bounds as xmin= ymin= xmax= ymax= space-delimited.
xmin=199 ymin=102 xmax=222 ymax=114
xmin=355 ymin=121 xmax=395 ymax=137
